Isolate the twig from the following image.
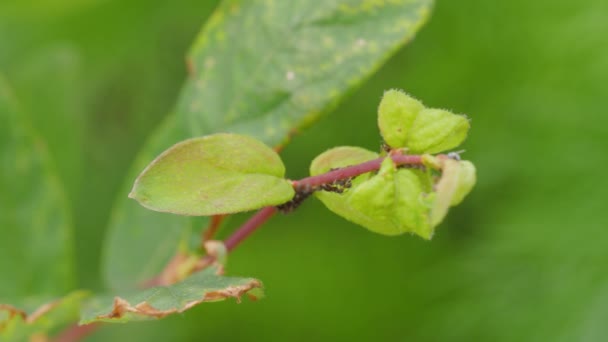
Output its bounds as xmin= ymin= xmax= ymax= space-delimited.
xmin=52 ymin=323 xmax=99 ymax=342
xmin=293 ymin=154 xmax=424 ymax=189
xmin=202 ymin=214 xmax=227 ymax=245
xmin=200 ymin=153 xmax=429 ymax=264
xmin=224 ymin=207 xmax=277 ymax=251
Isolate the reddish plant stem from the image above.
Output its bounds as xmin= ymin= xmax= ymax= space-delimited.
xmin=217 ymin=153 xmax=427 ymax=254
xmin=52 ymin=323 xmax=99 ymax=342
xmin=293 ymin=154 xmax=424 ymax=188
xmin=200 ymin=154 xmax=428 ymax=265
xmin=224 ymin=207 xmax=277 ymax=251
xmin=202 ymin=214 xmax=227 ymax=244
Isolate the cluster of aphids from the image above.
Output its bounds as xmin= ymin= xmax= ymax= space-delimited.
xmin=318 ymin=174 xmax=352 ymax=194
xmin=277 ymin=168 xmax=353 ymax=213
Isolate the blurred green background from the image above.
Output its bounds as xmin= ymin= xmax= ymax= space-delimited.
xmin=2 ymin=0 xmax=608 ymax=341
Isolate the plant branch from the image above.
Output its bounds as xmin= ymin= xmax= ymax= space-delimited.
xmin=204 ymin=153 xmax=430 ymax=261
xmin=224 ymin=207 xmax=277 ymax=251
xmin=292 ymin=154 xmax=424 ymax=189
xmin=207 ymin=153 xmax=429 ymax=260
xmin=52 ymin=323 xmax=99 ymax=342
xmin=202 ymin=214 xmax=227 ymax=245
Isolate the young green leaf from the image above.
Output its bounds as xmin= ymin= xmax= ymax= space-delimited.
xmin=80 ymin=266 xmax=262 ymax=324
xmin=430 ymin=158 xmax=477 ymax=226
xmin=377 ymin=89 xmax=470 ymax=153
xmin=378 ymin=89 xmax=424 ymax=148
xmin=130 ymin=134 xmax=295 ymax=216
xmin=348 ymin=158 xmax=433 ymax=238
xmin=312 ymin=150 xmax=435 ymax=239
xmin=407 ymin=108 xmax=470 ymax=154
xmin=310 ymin=146 xmax=379 ymax=232
xmin=310 ymin=146 xmax=379 ymax=176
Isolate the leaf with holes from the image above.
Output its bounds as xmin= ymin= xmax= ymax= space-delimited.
xmin=130 ymin=133 xmax=295 ymax=216
xmin=80 ymin=266 xmax=262 ymax=324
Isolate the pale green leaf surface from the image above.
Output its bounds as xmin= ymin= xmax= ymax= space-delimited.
xmin=377 ymin=89 xmax=470 ymax=153
xmin=130 ymin=133 xmax=294 ymax=216
xmin=0 ymin=75 xmax=76 ymax=338
xmin=315 ymin=156 xmax=433 ymax=239
xmin=310 ymin=146 xmax=379 ymax=176
xmin=349 ymin=158 xmax=432 ymax=238
xmin=311 ymin=146 xmax=380 ymax=234
xmin=430 ymin=158 xmax=476 ymax=226
xmin=81 ymin=266 xmax=262 ymax=324
xmin=105 ymin=0 xmax=433 ymax=290
xmin=377 ymin=89 xmax=424 ymax=148
xmin=407 ymin=108 xmax=470 ymax=154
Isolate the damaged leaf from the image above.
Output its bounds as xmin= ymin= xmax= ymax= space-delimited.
xmin=130 ymin=133 xmax=295 ymax=216
xmin=0 ymin=291 xmax=87 ymax=341
xmin=80 ymin=266 xmax=262 ymax=324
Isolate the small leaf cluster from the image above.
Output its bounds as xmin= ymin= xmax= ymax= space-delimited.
xmin=130 ymin=89 xmax=476 ymax=240
xmin=312 ymin=90 xmax=475 ymax=238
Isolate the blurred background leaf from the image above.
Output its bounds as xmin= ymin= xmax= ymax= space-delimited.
xmin=0 ymin=0 xmax=607 ymax=341
xmin=0 ymin=76 xmax=78 ymax=338
xmin=9 ymin=45 xmax=85 ymax=208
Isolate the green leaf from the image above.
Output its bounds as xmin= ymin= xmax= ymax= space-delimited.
xmin=104 ymin=0 xmax=433 ymax=289
xmin=407 ymin=108 xmax=470 ymax=154
xmin=310 ymin=146 xmax=379 ymax=176
xmin=378 ymin=89 xmax=424 ymax=148
xmin=311 ymin=147 xmax=435 ymax=238
xmin=430 ymin=158 xmax=477 ymax=226
xmin=315 ymin=156 xmax=434 ymax=239
xmin=0 ymin=75 xmax=76 ymax=338
xmin=130 ymin=133 xmax=295 ymax=216
xmin=8 ymin=45 xmax=85 ymax=205
xmin=377 ymin=89 xmax=470 ymax=153
xmin=0 ymin=291 xmax=88 ymax=342
xmin=349 ymin=158 xmax=433 ymax=238
xmin=80 ymin=266 xmax=262 ymax=324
